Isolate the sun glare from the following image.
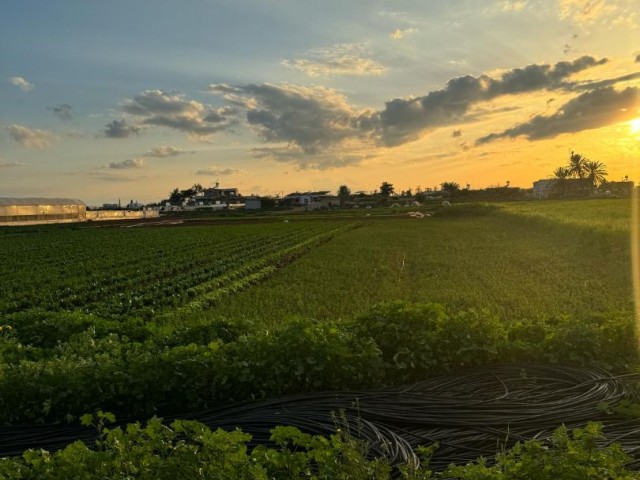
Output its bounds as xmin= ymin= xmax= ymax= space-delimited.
xmin=630 ymin=118 xmax=640 ymax=134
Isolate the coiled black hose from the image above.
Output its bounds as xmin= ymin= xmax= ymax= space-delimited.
xmin=1 ymin=364 xmax=639 ymax=472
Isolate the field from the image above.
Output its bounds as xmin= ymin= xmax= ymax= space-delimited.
xmin=1 ymin=198 xmax=639 ymax=476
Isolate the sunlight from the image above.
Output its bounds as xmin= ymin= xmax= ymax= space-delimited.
xmin=630 ymin=118 xmax=640 ymax=134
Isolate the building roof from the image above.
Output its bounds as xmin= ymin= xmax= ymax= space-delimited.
xmin=0 ymin=197 xmax=86 ymax=206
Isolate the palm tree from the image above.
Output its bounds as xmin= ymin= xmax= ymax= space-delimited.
xmin=553 ymin=166 xmax=571 ymax=196
xmin=568 ymin=151 xmax=587 ymax=179
xmin=585 ymin=160 xmax=607 ymax=189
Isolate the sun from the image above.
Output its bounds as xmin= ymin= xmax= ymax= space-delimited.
xmin=630 ymin=118 xmax=640 ymax=133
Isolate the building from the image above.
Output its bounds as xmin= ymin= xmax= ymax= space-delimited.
xmin=0 ymin=198 xmax=86 ymax=224
xmin=244 ymin=196 xmax=262 ymax=210
xmin=532 ymin=179 xmax=557 ymax=199
xmin=282 ymin=191 xmax=340 ymax=210
xmin=533 ymin=178 xmax=592 ymax=199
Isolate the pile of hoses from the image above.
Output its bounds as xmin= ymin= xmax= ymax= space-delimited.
xmin=1 ymin=364 xmax=639 ymax=472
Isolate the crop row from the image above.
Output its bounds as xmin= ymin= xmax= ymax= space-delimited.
xmin=0 ymin=222 xmax=353 ymax=318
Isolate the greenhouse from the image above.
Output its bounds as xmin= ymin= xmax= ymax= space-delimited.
xmin=0 ymin=198 xmax=86 ymax=224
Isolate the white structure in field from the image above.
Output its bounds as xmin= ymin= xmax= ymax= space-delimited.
xmin=0 ymin=198 xmax=86 ymax=224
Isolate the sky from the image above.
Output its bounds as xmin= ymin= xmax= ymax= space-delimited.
xmin=1 ymin=0 xmax=639 ymax=205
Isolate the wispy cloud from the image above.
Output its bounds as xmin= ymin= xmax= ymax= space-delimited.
xmin=142 ymin=145 xmax=191 ymax=157
xmin=85 ymin=170 xmax=147 ymax=182
xmin=390 ymin=28 xmax=417 ymax=40
xmin=282 ymin=44 xmax=385 ymax=77
xmin=6 ymin=124 xmax=57 ymax=149
xmin=500 ymin=1 xmax=528 ymax=12
xmin=250 ymin=145 xmax=368 ymax=170
xmin=195 ymin=166 xmax=239 ymax=176
xmin=102 ymin=158 xmax=146 ymax=169
xmin=8 ymin=76 xmax=34 ymax=92
xmin=0 ymin=159 xmax=24 ymax=168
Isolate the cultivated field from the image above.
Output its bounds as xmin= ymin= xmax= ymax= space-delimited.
xmin=1 ymin=198 xmax=638 ymax=477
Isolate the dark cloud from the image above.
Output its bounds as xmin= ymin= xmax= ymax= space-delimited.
xmin=121 ymin=90 xmax=237 ymax=137
xmin=48 ymin=104 xmax=73 ymax=121
xmin=452 ymin=129 xmax=462 ymax=137
xmin=379 ymin=55 xmax=607 ymax=146
xmin=210 ymin=83 xmax=369 ymax=154
xmin=103 ymin=119 xmax=142 ymax=138
xmin=636 ymin=54 xmax=640 ymax=63
xmin=475 ymin=86 xmax=639 ymax=144
xmin=570 ymin=72 xmax=640 ymax=90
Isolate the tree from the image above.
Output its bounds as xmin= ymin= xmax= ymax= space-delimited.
xmin=553 ymin=166 xmax=571 ymax=196
xmin=379 ymin=182 xmax=395 ymax=197
xmin=169 ymin=188 xmax=181 ymax=202
xmin=337 ymin=185 xmax=351 ymax=207
xmin=585 ymin=160 xmax=607 ymax=189
xmin=568 ymin=151 xmax=587 ymax=179
xmin=440 ymin=182 xmax=460 ymax=199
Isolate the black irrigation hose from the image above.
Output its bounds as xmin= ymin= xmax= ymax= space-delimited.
xmin=1 ymin=363 xmax=640 ymax=473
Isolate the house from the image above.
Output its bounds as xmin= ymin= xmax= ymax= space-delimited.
xmin=533 ymin=178 xmax=591 ymax=199
xmin=532 ymin=179 xmax=557 ymax=199
xmin=282 ymin=191 xmax=340 ymax=210
xmin=244 ymin=197 xmax=262 ymax=210
xmin=599 ymin=181 xmax=634 ymax=196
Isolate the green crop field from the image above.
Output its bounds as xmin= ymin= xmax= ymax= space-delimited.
xmin=1 ymin=198 xmax=639 ymax=477
xmin=201 ymin=199 xmax=635 ymax=325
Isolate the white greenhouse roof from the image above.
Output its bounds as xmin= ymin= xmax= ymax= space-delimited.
xmin=0 ymin=197 xmax=86 ymax=206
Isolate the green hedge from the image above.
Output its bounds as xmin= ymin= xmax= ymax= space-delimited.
xmin=0 ymin=302 xmax=636 ymax=423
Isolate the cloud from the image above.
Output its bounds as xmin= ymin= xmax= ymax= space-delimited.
xmin=390 ymin=28 xmax=417 ymax=40
xmin=475 ymin=86 xmax=639 ymax=144
xmin=378 ymin=55 xmax=607 ymax=146
xmin=142 ymin=145 xmax=191 ymax=157
xmin=209 ymin=82 xmax=373 ymax=155
xmin=558 ymin=0 xmax=618 ymax=24
xmin=103 ymin=158 xmax=146 ymax=169
xmin=195 ymin=166 xmax=239 ymax=176
xmin=48 ymin=104 xmax=73 ymax=121
xmin=121 ymin=90 xmax=237 ymax=138
xmin=570 ymin=72 xmax=640 ymax=90
xmin=282 ymin=44 xmax=385 ymax=77
xmin=6 ymin=124 xmax=57 ymax=149
xmin=85 ymin=170 xmax=146 ymax=182
xmin=500 ymin=1 xmax=528 ymax=11
xmin=8 ymin=76 xmax=34 ymax=92
xmin=636 ymin=53 xmax=640 ymax=63
xmin=103 ymin=119 xmax=142 ymax=138
xmin=250 ymin=145 xmax=366 ymax=170
xmin=452 ymin=129 xmax=462 ymax=137
xmin=0 ymin=159 xmax=24 ymax=168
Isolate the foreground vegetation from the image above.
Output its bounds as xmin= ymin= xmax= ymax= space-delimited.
xmin=1 ymin=417 xmax=636 ymax=479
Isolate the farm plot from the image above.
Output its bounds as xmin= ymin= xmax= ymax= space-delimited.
xmin=0 ymin=221 xmax=355 ymax=319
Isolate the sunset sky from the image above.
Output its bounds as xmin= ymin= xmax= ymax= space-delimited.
xmin=1 ymin=0 xmax=639 ymax=205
